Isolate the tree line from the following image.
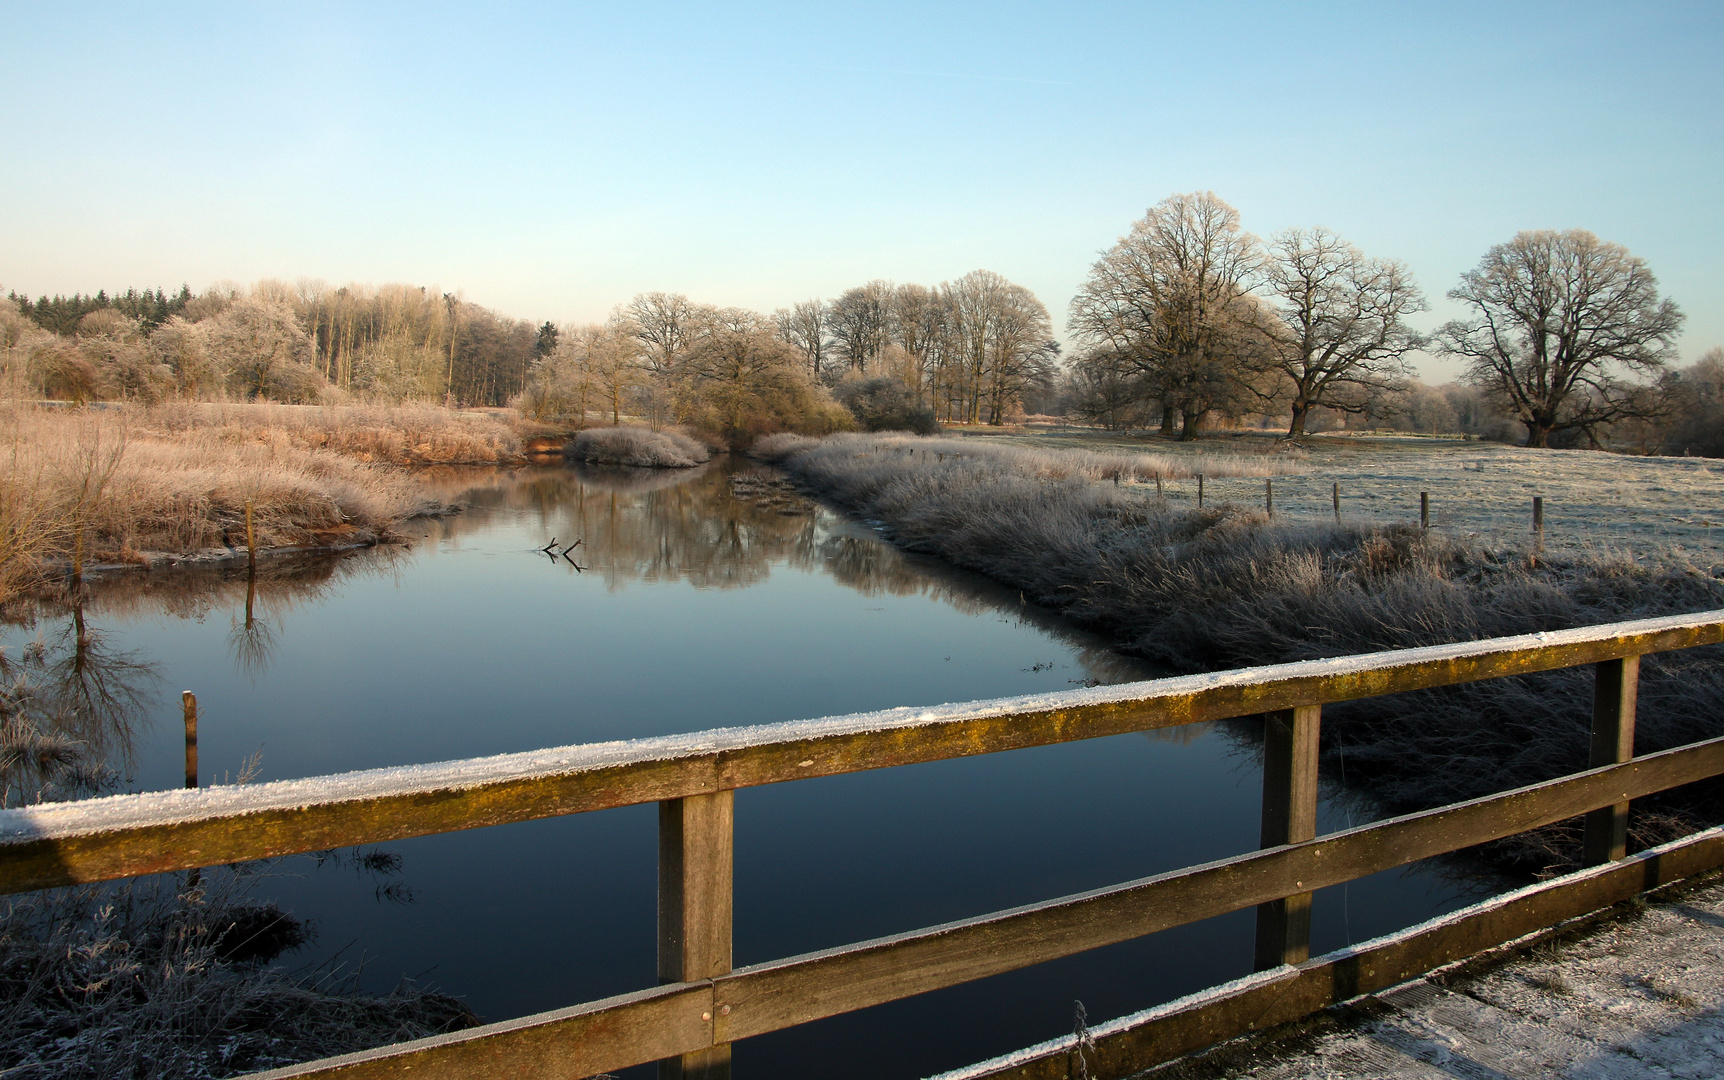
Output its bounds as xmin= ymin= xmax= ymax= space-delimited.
xmin=1065 ymin=190 xmax=1711 ymax=451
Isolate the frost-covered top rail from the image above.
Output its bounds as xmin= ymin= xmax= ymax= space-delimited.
xmin=1 ymin=610 xmax=1719 ymax=895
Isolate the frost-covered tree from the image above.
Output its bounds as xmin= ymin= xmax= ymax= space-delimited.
xmin=1434 ymin=230 xmax=1683 ymax=448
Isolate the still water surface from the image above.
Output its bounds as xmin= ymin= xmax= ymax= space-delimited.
xmin=9 ymin=458 xmax=1495 ymax=1077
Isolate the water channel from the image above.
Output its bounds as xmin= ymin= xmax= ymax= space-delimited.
xmin=4 ymin=457 xmax=1499 ymax=1077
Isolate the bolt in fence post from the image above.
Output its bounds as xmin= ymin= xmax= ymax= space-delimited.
xmin=1265 ymin=478 xmax=1273 ymax=517
xmin=1332 ymin=482 xmax=1340 ymax=522
xmin=1255 ymin=705 xmax=1320 ymax=970
xmin=1582 ymin=656 xmax=1639 ymax=865
xmin=658 ymin=790 xmax=734 ymax=1080
xmin=1533 ymin=496 xmax=1545 ymax=550
xmin=1420 ymin=491 xmax=1429 ymax=530
xmin=1197 ymin=474 xmax=1204 ymax=508
xmin=182 ymin=691 xmax=198 ymax=789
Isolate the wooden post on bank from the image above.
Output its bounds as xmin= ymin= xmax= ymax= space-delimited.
xmin=1155 ymin=472 xmax=1163 ymax=498
xmin=1265 ymin=479 xmax=1273 ymax=518
xmin=1420 ymin=491 xmax=1429 ymax=530
xmin=658 ymin=790 xmax=734 ymax=1080
xmin=1254 ymin=705 xmax=1320 ymax=969
xmin=1533 ymin=496 xmax=1545 ymax=550
xmin=1583 ymin=657 xmax=1640 ymax=865
xmin=1197 ymin=474 xmax=1204 ymax=508
xmin=1332 ymin=482 xmax=1340 ymax=522
xmin=245 ymin=501 xmax=256 ymax=570
xmin=182 ymin=691 xmax=198 ymax=789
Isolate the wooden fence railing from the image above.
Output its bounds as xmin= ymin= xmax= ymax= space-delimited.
xmin=2 ymin=610 xmax=1722 ymax=1079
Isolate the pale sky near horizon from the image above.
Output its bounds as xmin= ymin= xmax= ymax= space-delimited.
xmin=3 ymin=1 xmax=1719 ymax=382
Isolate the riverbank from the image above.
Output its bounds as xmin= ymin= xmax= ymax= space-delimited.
xmin=0 ymin=403 xmax=546 ymax=601
xmin=757 ymin=432 xmax=1724 ymax=875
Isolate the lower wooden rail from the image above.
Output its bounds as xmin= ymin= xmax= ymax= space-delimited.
xmin=932 ymin=826 xmax=1724 ymax=1080
xmin=249 ymin=733 xmax=1724 ymax=1079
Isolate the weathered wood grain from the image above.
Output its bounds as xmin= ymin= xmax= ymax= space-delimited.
xmin=933 ymin=828 xmax=1724 ymax=1080
xmin=1583 ymin=655 xmax=1640 ymax=865
xmin=4 ymin=612 xmax=1718 ymax=894
xmin=657 ymin=792 xmax=733 ymax=1080
xmin=708 ymin=735 xmax=1724 ymax=1042
xmin=1255 ymin=705 xmax=1320 ymax=969
xmin=243 ymin=980 xmax=714 ymax=1080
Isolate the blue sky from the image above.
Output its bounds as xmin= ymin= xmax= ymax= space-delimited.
xmin=3 ymin=1 xmax=1719 ymax=380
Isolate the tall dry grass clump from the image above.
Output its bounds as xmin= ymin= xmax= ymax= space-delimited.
xmin=153 ymin=402 xmax=524 ymax=465
xmin=764 ymin=433 xmax=1724 ymax=875
xmin=0 ymin=408 xmax=447 ymax=597
xmin=569 ymin=426 xmax=713 ymax=468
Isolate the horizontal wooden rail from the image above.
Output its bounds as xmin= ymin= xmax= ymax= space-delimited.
xmin=934 ymin=826 xmax=1724 ymax=1080
xmin=2 ymin=610 xmax=1719 ymax=894
xmin=247 ymin=732 xmax=1724 ymax=1079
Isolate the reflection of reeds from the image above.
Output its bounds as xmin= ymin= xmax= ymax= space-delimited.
xmin=0 ymin=871 xmax=476 ymax=1077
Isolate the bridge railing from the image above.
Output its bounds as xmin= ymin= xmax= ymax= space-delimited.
xmin=2 ymin=610 xmax=1722 ymax=1080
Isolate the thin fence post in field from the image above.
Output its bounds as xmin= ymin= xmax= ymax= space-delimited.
xmin=1198 ymin=474 xmax=1204 ymax=508
xmin=1583 ymin=657 xmax=1640 ymax=865
xmin=1534 ymin=496 xmax=1545 ymax=550
xmin=1254 ymin=705 xmax=1320 ymax=970
xmin=1332 ymin=481 xmax=1340 ymax=522
xmin=182 ymin=691 xmax=198 ymax=790
xmin=1155 ymin=472 xmax=1163 ymax=497
xmin=1266 ymin=478 xmax=1273 ymax=518
xmin=658 ymin=790 xmax=734 ymax=1080
xmin=1420 ymin=491 xmax=1429 ymax=530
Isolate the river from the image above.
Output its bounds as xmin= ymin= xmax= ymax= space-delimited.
xmin=3 ymin=456 xmax=1497 ymax=1078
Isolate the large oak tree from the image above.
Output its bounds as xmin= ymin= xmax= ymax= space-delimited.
xmin=1433 ymin=230 xmax=1683 ymax=448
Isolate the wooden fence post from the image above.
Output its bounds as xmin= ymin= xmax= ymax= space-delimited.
xmin=659 ymin=791 xmax=734 ymax=1080
xmin=1332 ymin=482 xmax=1340 ymax=522
xmin=1420 ymin=491 xmax=1429 ymax=529
xmin=1197 ymin=474 xmax=1204 ymax=508
xmin=1254 ymin=705 xmax=1320 ymax=969
xmin=1265 ymin=479 xmax=1273 ymax=518
xmin=1533 ymin=496 xmax=1545 ymax=550
xmin=182 ymin=691 xmax=198 ymax=789
xmin=1582 ymin=657 xmax=1639 ymax=865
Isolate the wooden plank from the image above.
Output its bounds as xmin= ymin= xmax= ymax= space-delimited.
xmin=931 ymin=828 xmax=1724 ymax=1080
xmin=243 ymin=980 xmax=714 ymax=1080
xmin=3 ymin=611 xmax=1720 ymax=893
xmin=708 ymin=736 xmax=1724 ymax=1042
xmin=1583 ymin=656 xmax=1639 ymax=865
xmin=1255 ymin=706 xmax=1320 ymax=969
xmin=658 ymin=792 xmax=734 ymax=1080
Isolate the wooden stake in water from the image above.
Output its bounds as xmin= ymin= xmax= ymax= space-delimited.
xmin=1420 ymin=491 xmax=1429 ymax=529
xmin=1332 ymin=482 xmax=1340 ymax=521
xmin=245 ymin=500 xmax=256 ymax=569
xmin=182 ymin=691 xmax=198 ymax=789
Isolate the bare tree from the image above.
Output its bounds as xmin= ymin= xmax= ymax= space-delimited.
xmin=1262 ymin=227 xmax=1425 ymax=436
xmin=827 ymin=281 xmax=893 ymax=376
xmin=1433 ymin=230 xmax=1684 ymax=448
xmin=1068 ymin=191 xmax=1264 ymax=439
xmin=774 ymin=300 xmax=828 ymax=381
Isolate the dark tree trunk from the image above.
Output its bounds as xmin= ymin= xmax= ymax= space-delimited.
xmin=1179 ymin=409 xmax=1205 ymax=441
xmin=1159 ymin=404 xmax=1176 ymax=436
xmin=1288 ymin=400 xmax=1310 ymax=437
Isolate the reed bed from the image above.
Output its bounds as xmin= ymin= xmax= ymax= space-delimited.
xmin=0 ymin=408 xmax=447 ymax=599
xmin=154 ymin=402 xmax=524 ymax=465
xmin=761 ymin=432 xmax=1724 ymax=874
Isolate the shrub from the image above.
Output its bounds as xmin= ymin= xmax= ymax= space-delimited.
xmin=833 ymin=376 xmax=938 ymax=435
xmin=569 ymin=425 xmax=712 ymax=468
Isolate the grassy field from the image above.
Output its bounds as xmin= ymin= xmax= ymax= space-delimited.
xmin=943 ymin=426 xmax=1724 ymax=562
